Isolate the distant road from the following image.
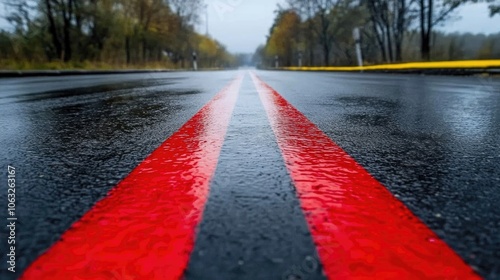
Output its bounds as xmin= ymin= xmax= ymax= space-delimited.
xmin=0 ymin=71 xmax=499 ymax=279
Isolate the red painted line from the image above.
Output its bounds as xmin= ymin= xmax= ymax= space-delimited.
xmin=250 ymin=72 xmax=481 ymax=279
xmin=22 ymin=74 xmax=243 ymax=280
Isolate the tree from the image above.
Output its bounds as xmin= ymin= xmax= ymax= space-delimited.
xmin=365 ymin=0 xmax=415 ymax=62
xmin=1 ymin=0 xmax=237 ymax=69
xmin=266 ymin=10 xmax=301 ymax=67
xmin=488 ymin=0 xmax=500 ymax=15
xmin=417 ymin=0 xmax=476 ymax=60
xmin=327 ymin=0 xmax=370 ymax=64
xmin=287 ymin=0 xmax=341 ymax=66
xmin=286 ymin=1 xmax=318 ymax=65
xmin=168 ymin=0 xmax=203 ymax=25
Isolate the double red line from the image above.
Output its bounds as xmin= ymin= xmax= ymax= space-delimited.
xmin=22 ymin=72 xmax=480 ymax=279
xmin=250 ymin=73 xmax=479 ymax=280
xmin=22 ymin=75 xmax=243 ymax=280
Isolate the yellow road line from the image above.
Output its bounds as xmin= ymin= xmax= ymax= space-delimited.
xmin=284 ymin=60 xmax=500 ymax=71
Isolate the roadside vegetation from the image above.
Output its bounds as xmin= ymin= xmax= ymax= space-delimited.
xmin=255 ymin=0 xmax=500 ymax=67
xmin=0 ymin=0 xmax=238 ymax=70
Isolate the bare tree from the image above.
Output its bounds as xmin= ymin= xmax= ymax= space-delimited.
xmin=287 ymin=0 xmax=341 ymax=66
xmin=366 ymin=0 xmax=415 ymax=62
xmin=4 ymin=0 xmax=33 ymax=34
xmin=418 ymin=0 xmax=474 ymax=60
xmin=43 ymin=0 xmax=63 ymax=60
xmin=168 ymin=0 xmax=203 ymax=26
xmin=489 ymin=0 xmax=500 ymax=15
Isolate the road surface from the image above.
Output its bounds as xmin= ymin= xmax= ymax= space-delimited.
xmin=0 ymin=70 xmax=499 ymax=279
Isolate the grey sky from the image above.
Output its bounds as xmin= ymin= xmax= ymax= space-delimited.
xmin=1 ymin=1 xmax=499 ymax=54
xmin=198 ymin=0 xmax=287 ymax=53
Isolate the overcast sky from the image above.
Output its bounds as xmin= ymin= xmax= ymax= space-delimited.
xmin=1 ymin=1 xmax=499 ymax=54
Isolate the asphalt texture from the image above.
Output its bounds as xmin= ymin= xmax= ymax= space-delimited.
xmin=256 ymin=71 xmax=500 ymax=279
xmin=0 ymin=70 xmax=499 ymax=279
xmin=0 ymin=72 xmax=234 ymax=279
xmin=185 ymin=77 xmax=325 ymax=280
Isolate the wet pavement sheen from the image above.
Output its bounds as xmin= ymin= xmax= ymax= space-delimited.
xmin=256 ymin=71 xmax=500 ymax=279
xmin=0 ymin=72 xmax=235 ymax=279
xmin=186 ymin=76 xmax=325 ymax=280
xmin=0 ymin=70 xmax=499 ymax=279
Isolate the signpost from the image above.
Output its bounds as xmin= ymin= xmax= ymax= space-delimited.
xmin=193 ymin=51 xmax=198 ymax=71
xmin=353 ymin=28 xmax=363 ymax=68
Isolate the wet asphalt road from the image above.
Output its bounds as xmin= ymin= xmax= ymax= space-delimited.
xmin=1 ymin=70 xmax=500 ymax=279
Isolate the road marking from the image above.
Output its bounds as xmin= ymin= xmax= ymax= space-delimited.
xmin=22 ymin=74 xmax=243 ymax=280
xmin=250 ymin=72 xmax=480 ymax=279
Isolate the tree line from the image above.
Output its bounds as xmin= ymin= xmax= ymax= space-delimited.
xmin=255 ymin=0 xmax=500 ymax=67
xmin=0 ymin=0 xmax=238 ymax=69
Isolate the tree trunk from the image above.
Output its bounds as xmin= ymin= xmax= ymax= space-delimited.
xmin=385 ymin=24 xmax=393 ymax=62
xmin=420 ymin=0 xmax=431 ymax=60
xmin=419 ymin=0 xmax=425 ymax=60
xmin=125 ymin=36 xmax=131 ymax=64
xmin=373 ymin=23 xmax=387 ymax=62
xmin=395 ymin=0 xmax=406 ymax=62
xmin=307 ymin=20 xmax=315 ymax=66
xmin=426 ymin=0 xmax=433 ymax=60
xmin=319 ymin=12 xmax=330 ymax=66
xmin=142 ymin=38 xmax=147 ymax=63
xmin=61 ymin=0 xmax=73 ymax=62
xmin=74 ymin=0 xmax=84 ymax=61
xmin=367 ymin=1 xmax=387 ymax=63
xmin=44 ymin=0 xmax=62 ymax=60
xmin=422 ymin=35 xmax=430 ymax=61
xmin=323 ymin=43 xmax=330 ymax=66
xmin=63 ymin=23 xmax=71 ymax=62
